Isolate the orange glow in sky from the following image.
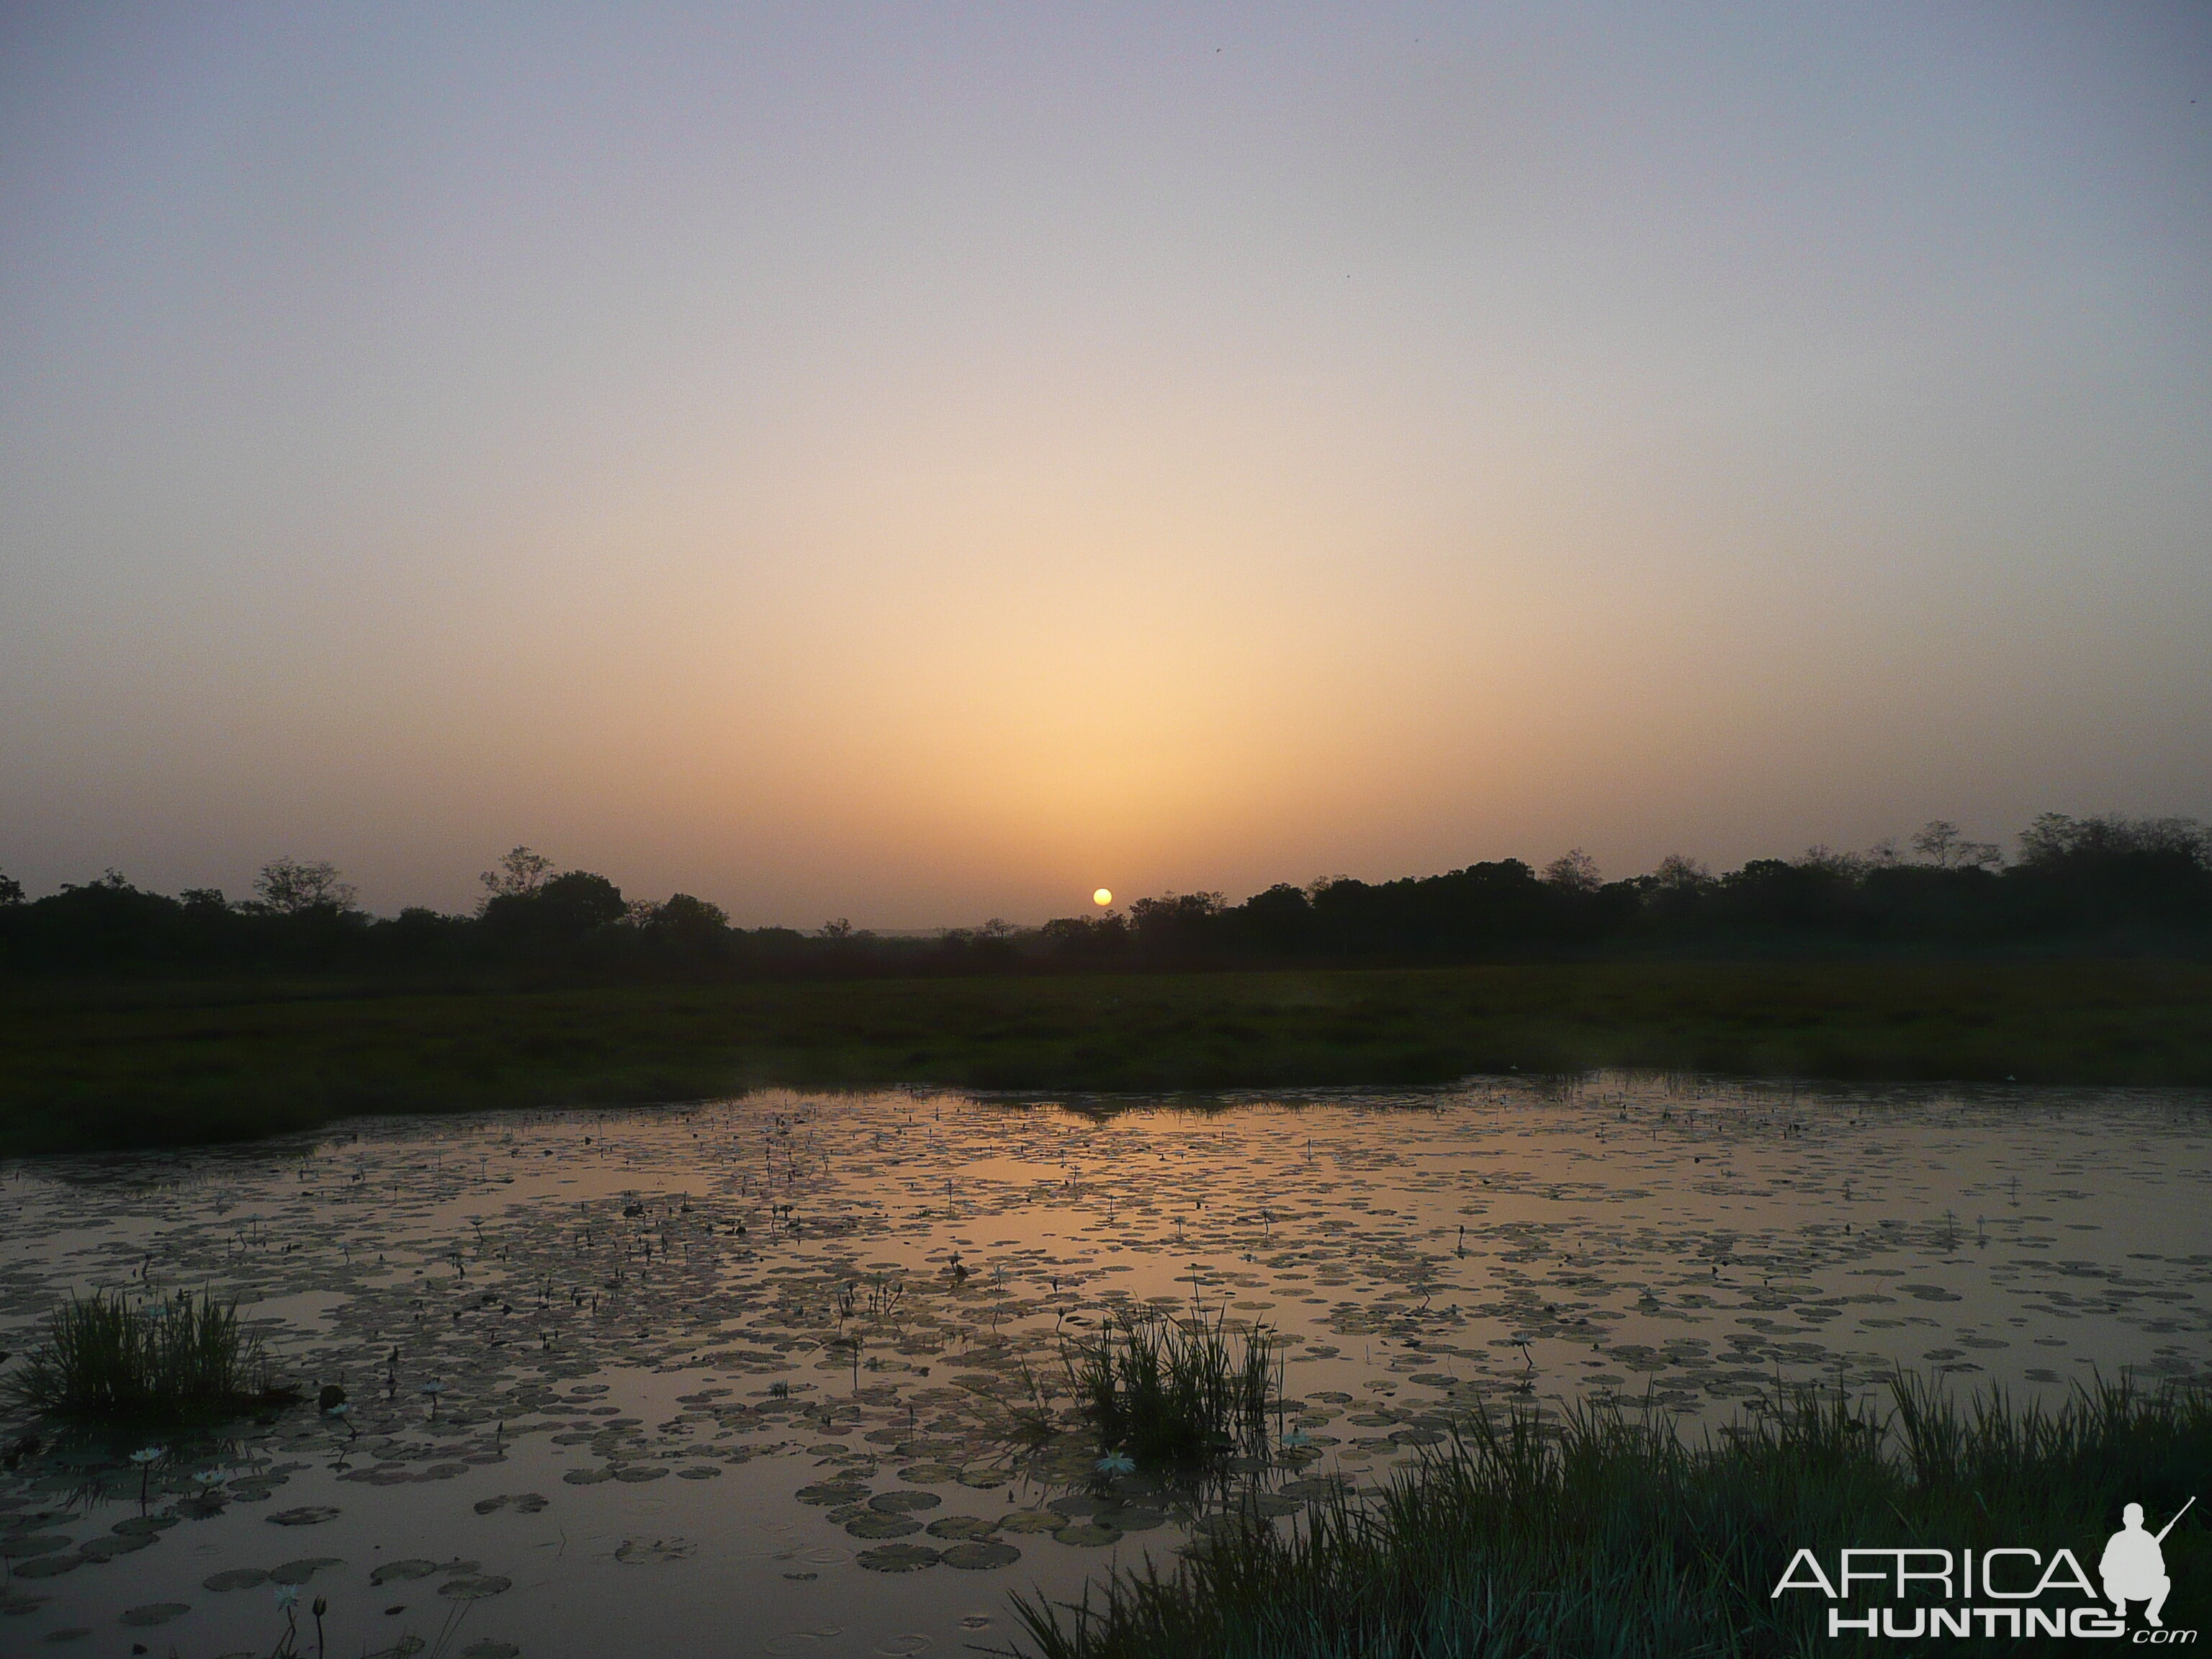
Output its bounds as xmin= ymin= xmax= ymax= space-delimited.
xmin=1 ymin=7 xmax=2206 ymax=924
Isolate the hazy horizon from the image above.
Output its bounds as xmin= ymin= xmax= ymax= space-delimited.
xmin=4 ymin=4 xmax=2208 ymax=928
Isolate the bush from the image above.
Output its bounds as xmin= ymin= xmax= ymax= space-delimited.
xmin=1068 ymin=1308 xmax=1274 ymax=1465
xmin=6 ymin=1290 xmax=271 ymax=1421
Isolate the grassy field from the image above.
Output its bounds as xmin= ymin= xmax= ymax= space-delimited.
xmin=2 ymin=958 xmax=2208 ymax=1156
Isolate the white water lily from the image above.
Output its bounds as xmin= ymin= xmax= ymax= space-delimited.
xmin=128 ymin=1445 xmax=165 ymax=1465
xmin=1094 ymin=1452 xmax=1136 ymax=1475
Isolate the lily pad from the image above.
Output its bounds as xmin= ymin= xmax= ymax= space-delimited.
xmin=371 ymin=1559 xmax=469 ymax=1586
xmin=202 ymin=1568 xmax=270 ymax=1591
xmin=612 ymin=1466 xmax=667 ymax=1483
xmin=458 ymin=1645 xmax=521 ymax=1659
xmin=940 ymin=1540 xmax=1021 ymax=1570
xmin=844 ymin=1514 xmax=920 ymax=1539
xmin=1052 ymin=1523 xmax=1123 ymax=1547
xmin=923 ymin=1516 xmax=999 ymax=1540
xmin=796 ymin=1483 xmax=868 ymax=1506
xmin=13 ymin=1556 xmax=82 ymax=1578
xmin=78 ymin=1534 xmax=155 ymax=1560
xmin=271 ymin=1557 xmax=343 ymax=1585
xmin=868 ymin=1491 xmax=939 ymax=1514
xmin=268 ymin=1506 xmax=342 ymax=1526
xmin=613 ymin=1537 xmax=696 ymax=1564
xmin=118 ymin=1603 xmax=191 ymax=1626
xmin=438 ymin=1574 xmax=513 ymax=1599
xmin=855 ymin=1543 xmax=940 ymax=1573
xmin=473 ymin=1493 xmax=549 ymax=1515
xmin=0 ymin=1535 xmax=70 ymax=1558
xmin=675 ymin=1466 xmax=721 ymax=1480
xmin=1280 ymin=1478 xmax=1354 ymax=1501
xmin=999 ymin=1510 xmax=1065 ymax=1534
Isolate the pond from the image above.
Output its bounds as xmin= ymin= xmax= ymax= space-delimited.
xmin=2 ymin=1076 xmax=2208 ymax=1656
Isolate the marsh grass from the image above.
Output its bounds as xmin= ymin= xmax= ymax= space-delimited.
xmin=1068 ymin=1308 xmax=1275 ymax=1466
xmin=6 ymin=1290 xmax=271 ymax=1422
xmin=1012 ymin=1372 xmax=2212 ymax=1659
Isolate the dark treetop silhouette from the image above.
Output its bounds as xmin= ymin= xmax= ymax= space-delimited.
xmin=1 ymin=815 xmax=2206 ymax=984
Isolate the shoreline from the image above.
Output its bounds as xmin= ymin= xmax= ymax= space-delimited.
xmin=4 ymin=958 xmax=2209 ymax=1157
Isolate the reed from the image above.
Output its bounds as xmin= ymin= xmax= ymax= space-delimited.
xmin=1066 ymin=1308 xmax=1274 ymax=1466
xmin=1012 ymin=1372 xmax=2212 ymax=1658
xmin=6 ymin=1290 xmax=271 ymax=1421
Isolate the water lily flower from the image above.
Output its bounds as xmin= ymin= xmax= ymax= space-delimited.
xmin=1094 ymin=1452 xmax=1136 ymax=1475
xmin=128 ymin=1446 xmax=165 ymax=1465
xmin=274 ymin=1584 xmax=300 ymax=1609
xmin=193 ymin=1470 xmax=223 ymax=1485
xmin=1281 ymin=1429 xmax=1315 ymax=1449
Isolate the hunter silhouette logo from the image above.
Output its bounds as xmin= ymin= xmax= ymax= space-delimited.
xmin=1773 ymin=1496 xmax=2198 ymax=1640
xmin=2104 ymin=1498 xmax=2193 ymax=1629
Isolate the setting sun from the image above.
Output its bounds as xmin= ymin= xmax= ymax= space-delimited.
xmin=1092 ymin=888 xmax=1113 ymax=907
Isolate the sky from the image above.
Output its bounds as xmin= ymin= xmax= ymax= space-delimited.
xmin=1 ymin=3 xmax=2208 ymax=927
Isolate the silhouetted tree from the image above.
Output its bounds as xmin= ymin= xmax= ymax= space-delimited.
xmin=2006 ymin=814 xmax=2212 ymax=938
xmin=1128 ymin=891 xmax=1225 ymax=963
xmin=8 ymin=810 xmax=2211 ymax=981
xmin=1911 ymin=820 xmax=2002 ymax=870
xmin=480 ymin=869 xmax=627 ymax=947
xmin=1542 ymin=849 xmax=1602 ymax=894
xmin=1040 ymin=912 xmax=1130 ymax=964
xmin=253 ymin=858 xmax=357 ymax=914
xmin=1238 ymin=883 xmax=1313 ymax=956
xmin=480 ymin=846 xmax=556 ymax=904
xmin=644 ymin=893 xmax=729 ymax=935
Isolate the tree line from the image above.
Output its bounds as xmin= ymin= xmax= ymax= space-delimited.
xmin=1 ymin=814 xmax=2206 ymax=981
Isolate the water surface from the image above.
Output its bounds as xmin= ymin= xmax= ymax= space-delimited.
xmin=3 ymin=1076 xmax=2208 ymax=1656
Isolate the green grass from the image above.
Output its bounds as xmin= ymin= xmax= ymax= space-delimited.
xmin=6 ymin=1290 xmax=271 ymax=1422
xmin=3 ymin=958 xmax=2210 ymax=1155
xmin=1069 ymin=1308 xmax=1276 ymax=1466
xmin=1012 ymin=1373 xmax=2212 ymax=1659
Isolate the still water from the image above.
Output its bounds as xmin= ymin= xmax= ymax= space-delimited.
xmin=2 ymin=1076 xmax=2208 ymax=1657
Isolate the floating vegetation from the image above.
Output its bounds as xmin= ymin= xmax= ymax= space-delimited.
xmin=1067 ymin=1308 xmax=1274 ymax=1466
xmin=5 ymin=1291 xmax=274 ymax=1422
xmin=1014 ymin=1373 xmax=2212 ymax=1659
